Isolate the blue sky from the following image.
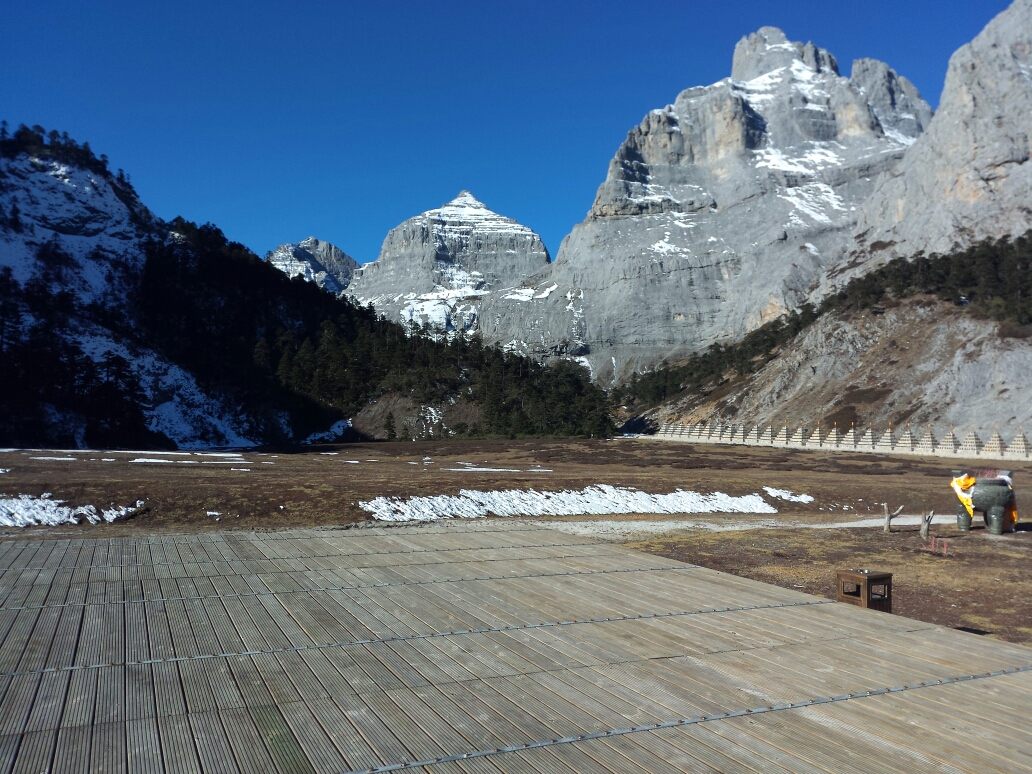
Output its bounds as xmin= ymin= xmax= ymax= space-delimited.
xmin=1 ymin=1 xmax=1011 ymax=263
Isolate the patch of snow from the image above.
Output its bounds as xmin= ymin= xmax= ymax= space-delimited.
xmin=762 ymin=487 xmax=815 ymax=504
xmin=779 ymin=183 xmax=847 ymax=224
xmin=503 ymin=288 xmax=536 ymax=302
xmin=360 ymin=484 xmax=777 ymax=522
xmin=443 ymin=467 xmax=522 ymax=472
xmin=755 ymin=146 xmax=842 ymax=175
xmin=30 ymin=457 xmax=77 ymax=461
xmin=534 ymin=284 xmax=558 ymax=299
xmin=303 ymin=419 xmax=351 ymax=444
xmin=0 ymin=494 xmax=143 ymax=527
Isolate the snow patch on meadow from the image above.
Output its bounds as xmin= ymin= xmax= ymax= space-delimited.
xmin=360 ymin=484 xmax=777 ymax=522
xmin=763 ymin=487 xmax=815 ymax=504
xmin=0 ymin=494 xmax=144 ymax=528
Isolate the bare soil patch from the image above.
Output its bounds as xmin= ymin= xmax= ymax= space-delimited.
xmin=3 ymin=440 xmax=1017 ymax=537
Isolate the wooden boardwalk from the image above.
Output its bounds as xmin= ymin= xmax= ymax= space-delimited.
xmin=0 ymin=521 xmax=1029 ymax=773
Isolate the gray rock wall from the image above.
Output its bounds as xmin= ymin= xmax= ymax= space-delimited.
xmin=544 ymin=26 xmax=930 ymax=381
xmin=846 ymin=0 xmax=1032 ymax=274
xmin=347 ymin=191 xmax=554 ymax=335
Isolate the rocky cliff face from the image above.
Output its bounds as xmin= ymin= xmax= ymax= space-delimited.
xmin=540 ymin=26 xmax=931 ymax=381
xmin=266 ymin=236 xmax=358 ymax=293
xmin=846 ymin=0 xmax=1032 ymax=272
xmin=346 ymin=30 xmax=931 ymax=380
xmin=347 ymin=191 xmax=554 ymax=335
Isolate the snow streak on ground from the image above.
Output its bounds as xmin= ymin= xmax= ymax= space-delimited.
xmin=360 ymin=484 xmax=777 ymax=522
xmin=763 ymin=487 xmax=815 ymax=504
xmin=0 ymin=495 xmax=144 ymax=528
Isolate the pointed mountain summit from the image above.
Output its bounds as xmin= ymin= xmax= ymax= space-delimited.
xmin=266 ymin=236 xmax=358 ymax=294
xmin=347 ymin=192 xmax=551 ymax=332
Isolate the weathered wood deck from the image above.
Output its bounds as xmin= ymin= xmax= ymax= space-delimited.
xmin=0 ymin=521 xmax=1028 ymax=773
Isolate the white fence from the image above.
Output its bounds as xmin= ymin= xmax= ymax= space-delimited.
xmin=650 ymin=422 xmax=1031 ymax=462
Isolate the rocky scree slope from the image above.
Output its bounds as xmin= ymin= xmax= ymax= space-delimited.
xmin=845 ymin=0 xmax=1032 ymax=275
xmin=346 ymin=191 xmax=563 ymax=341
xmin=266 ymin=236 xmax=358 ymax=294
xmin=0 ymin=129 xmax=261 ymax=447
xmin=644 ymin=296 xmax=1032 ymax=439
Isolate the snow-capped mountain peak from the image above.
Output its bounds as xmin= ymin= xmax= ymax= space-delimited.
xmin=265 ymin=236 xmax=358 ymax=294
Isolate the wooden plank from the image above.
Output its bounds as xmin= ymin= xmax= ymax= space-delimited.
xmin=278 ymin=700 xmax=349 ymax=774
xmin=248 ymin=704 xmax=316 ymax=774
xmin=90 ymin=721 xmax=127 ymax=774
xmin=0 ymin=674 xmax=42 ymax=735
xmin=218 ymin=706 xmax=281 ymax=773
xmin=157 ymin=710 xmax=202 ymax=774
xmin=187 ymin=711 xmax=240 ymax=774
xmin=24 ymin=670 xmax=70 ymax=733
xmin=52 ymin=723 xmax=92 ymax=774
xmin=126 ymin=717 xmax=164 ymax=774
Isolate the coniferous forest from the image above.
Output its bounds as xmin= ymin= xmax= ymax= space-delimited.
xmin=137 ymin=220 xmax=614 ymax=442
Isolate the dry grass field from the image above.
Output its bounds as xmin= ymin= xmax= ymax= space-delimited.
xmin=3 ymin=439 xmax=1030 ymax=645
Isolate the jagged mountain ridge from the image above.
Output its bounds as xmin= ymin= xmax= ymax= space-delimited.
xmin=842 ymin=0 xmax=1032 ymax=275
xmin=539 ymin=26 xmax=932 ymax=382
xmin=266 ymin=236 xmax=358 ymax=294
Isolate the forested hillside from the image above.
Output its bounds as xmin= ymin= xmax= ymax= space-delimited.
xmin=140 ymin=220 xmax=613 ymax=440
xmin=0 ymin=124 xmax=613 ymax=448
xmin=615 ymin=233 xmax=1032 ymax=413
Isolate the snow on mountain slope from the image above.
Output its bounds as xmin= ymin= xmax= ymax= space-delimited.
xmin=72 ymin=325 xmax=260 ymax=448
xmin=0 ymin=154 xmax=151 ymax=300
xmin=347 ymin=191 xmax=554 ymax=336
xmin=0 ymin=141 xmax=263 ymax=448
xmin=266 ymin=236 xmax=358 ymax=293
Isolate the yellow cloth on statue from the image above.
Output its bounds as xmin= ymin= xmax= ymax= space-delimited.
xmin=951 ymin=474 xmax=1020 ymax=525
xmin=951 ymin=475 xmax=976 ymax=517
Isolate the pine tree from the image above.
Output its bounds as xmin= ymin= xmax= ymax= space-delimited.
xmin=8 ymin=202 xmax=22 ymax=233
xmin=384 ymin=411 xmax=397 ymax=440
